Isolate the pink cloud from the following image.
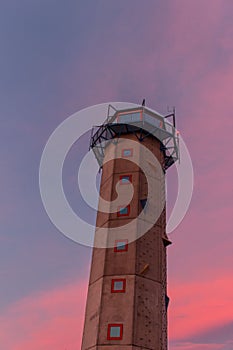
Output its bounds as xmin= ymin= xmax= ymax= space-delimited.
xmin=170 ymin=342 xmax=222 ymax=350
xmin=0 ymin=280 xmax=88 ymax=350
xmin=169 ymin=273 xmax=233 ymax=341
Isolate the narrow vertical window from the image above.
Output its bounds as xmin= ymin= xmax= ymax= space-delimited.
xmin=140 ymin=198 xmax=147 ymax=209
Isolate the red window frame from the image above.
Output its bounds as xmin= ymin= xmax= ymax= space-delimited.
xmin=107 ymin=323 xmax=123 ymax=340
xmin=111 ymin=278 xmax=126 ymax=293
xmin=117 ymin=205 xmax=130 ymax=217
xmin=121 ymin=148 xmax=133 ymax=158
xmin=119 ymin=174 xmax=132 ymax=185
xmin=114 ymin=239 xmax=128 ymax=252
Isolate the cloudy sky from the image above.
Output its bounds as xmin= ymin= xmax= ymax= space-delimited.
xmin=0 ymin=0 xmax=233 ymax=349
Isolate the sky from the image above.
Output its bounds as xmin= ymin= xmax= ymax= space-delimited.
xmin=0 ymin=0 xmax=233 ymax=349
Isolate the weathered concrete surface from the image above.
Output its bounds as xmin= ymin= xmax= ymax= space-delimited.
xmin=81 ymin=133 xmax=169 ymax=350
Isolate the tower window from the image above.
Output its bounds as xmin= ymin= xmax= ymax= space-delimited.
xmin=107 ymin=324 xmax=123 ymax=340
xmin=140 ymin=198 xmax=147 ymax=209
xmin=120 ymin=174 xmax=132 ymax=184
xmin=111 ymin=278 xmax=126 ymax=293
xmin=122 ymin=148 xmax=133 ymax=157
xmin=114 ymin=239 xmax=128 ymax=252
xmin=117 ymin=205 xmax=130 ymax=217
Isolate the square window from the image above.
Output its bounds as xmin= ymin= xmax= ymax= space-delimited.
xmin=111 ymin=278 xmax=126 ymax=293
xmin=121 ymin=148 xmax=133 ymax=157
xmin=119 ymin=174 xmax=132 ymax=184
xmin=117 ymin=205 xmax=130 ymax=217
xmin=107 ymin=324 xmax=123 ymax=340
xmin=114 ymin=239 xmax=128 ymax=252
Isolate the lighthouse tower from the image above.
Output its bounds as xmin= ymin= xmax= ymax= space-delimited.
xmin=81 ymin=104 xmax=179 ymax=350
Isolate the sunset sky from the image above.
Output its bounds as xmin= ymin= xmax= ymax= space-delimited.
xmin=0 ymin=1 xmax=233 ymax=349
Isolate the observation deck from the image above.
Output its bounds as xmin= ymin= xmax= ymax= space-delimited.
xmin=90 ymin=105 xmax=179 ymax=171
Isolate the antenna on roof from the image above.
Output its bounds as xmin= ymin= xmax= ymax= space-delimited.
xmin=141 ymin=98 xmax=145 ymax=106
xmin=167 ymin=105 xmax=175 ymax=113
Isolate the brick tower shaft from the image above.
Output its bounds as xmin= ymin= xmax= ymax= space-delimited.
xmin=82 ymin=131 xmax=170 ymax=350
xmin=81 ymin=105 xmax=179 ymax=350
